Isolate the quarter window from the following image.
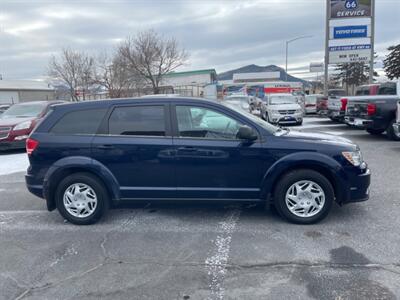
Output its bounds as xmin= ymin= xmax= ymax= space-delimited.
xmin=51 ymin=109 xmax=106 ymax=134
xmin=176 ymin=106 xmax=243 ymax=140
xmin=108 ymin=106 xmax=166 ymax=136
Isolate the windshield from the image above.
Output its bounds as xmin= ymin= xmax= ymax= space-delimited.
xmin=305 ymin=96 xmax=317 ymax=104
xmin=328 ymin=90 xmax=346 ymax=97
xmin=222 ymin=102 xmax=278 ymax=134
xmin=268 ymin=95 xmax=296 ymax=105
xmin=0 ymin=103 xmax=47 ymax=119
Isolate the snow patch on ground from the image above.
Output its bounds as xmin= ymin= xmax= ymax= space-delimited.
xmin=205 ymin=209 xmax=241 ymax=300
xmin=0 ymin=153 xmax=29 ymax=176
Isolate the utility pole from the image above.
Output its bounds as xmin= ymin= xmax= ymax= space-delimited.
xmin=369 ymin=0 xmax=375 ymax=84
xmin=324 ymin=0 xmax=329 ymax=96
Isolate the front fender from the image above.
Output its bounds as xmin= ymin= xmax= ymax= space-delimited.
xmin=43 ymin=156 xmax=120 ymax=210
xmin=260 ymin=152 xmax=348 ymax=202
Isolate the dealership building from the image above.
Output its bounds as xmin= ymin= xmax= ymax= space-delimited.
xmin=161 ymin=69 xmax=217 ymax=97
xmin=0 ymin=80 xmax=55 ymax=104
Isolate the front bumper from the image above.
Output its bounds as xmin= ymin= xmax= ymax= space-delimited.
xmin=342 ymin=168 xmax=371 ymax=204
xmin=270 ymin=114 xmax=303 ymax=124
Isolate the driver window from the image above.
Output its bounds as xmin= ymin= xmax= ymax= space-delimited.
xmin=176 ymin=106 xmax=243 ymax=140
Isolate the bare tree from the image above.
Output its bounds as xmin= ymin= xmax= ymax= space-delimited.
xmin=49 ymin=48 xmax=95 ymax=101
xmin=118 ymin=29 xmax=188 ymax=94
xmin=95 ymin=52 xmax=143 ymax=98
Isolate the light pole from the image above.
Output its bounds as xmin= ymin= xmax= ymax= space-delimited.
xmin=285 ymin=35 xmax=313 ymax=81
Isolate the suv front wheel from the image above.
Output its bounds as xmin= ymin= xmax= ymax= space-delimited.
xmin=274 ymin=169 xmax=334 ymax=224
xmin=55 ymin=173 xmax=109 ymax=225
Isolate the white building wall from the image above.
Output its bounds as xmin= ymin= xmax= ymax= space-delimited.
xmin=162 ymin=73 xmax=212 ymax=86
xmin=0 ymin=91 xmax=19 ymax=104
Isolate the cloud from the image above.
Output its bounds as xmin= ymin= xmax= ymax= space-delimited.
xmin=0 ymin=0 xmax=398 ymax=80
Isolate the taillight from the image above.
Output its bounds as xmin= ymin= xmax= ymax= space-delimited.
xmin=367 ymin=103 xmax=376 ymax=116
xmin=26 ymin=138 xmax=39 ymax=155
xmin=340 ymin=98 xmax=348 ymax=111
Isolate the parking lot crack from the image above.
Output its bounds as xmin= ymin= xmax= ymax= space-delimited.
xmin=225 ymin=261 xmax=400 ymax=275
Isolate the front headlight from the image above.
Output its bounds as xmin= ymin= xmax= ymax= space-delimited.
xmin=13 ymin=120 xmax=32 ymax=131
xmin=295 ymin=109 xmax=303 ymax=114
xmin=342 ymin=151 xmax=363 ymax=167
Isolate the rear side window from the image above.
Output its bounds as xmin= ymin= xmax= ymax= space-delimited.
xmin=51 ymin=109 xmax=106 ymax=134
xmin=108 ymin=105 xmax=165 ymax=136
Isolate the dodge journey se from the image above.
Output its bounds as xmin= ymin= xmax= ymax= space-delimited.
xmin=25 ymin=97 xmax=371 ymax=225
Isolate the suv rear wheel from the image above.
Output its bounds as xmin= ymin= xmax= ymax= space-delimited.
xmin=274 ymin=169 xmax=334 ymax=224
xmin=55 ymin=173 xmax=109 ymax=225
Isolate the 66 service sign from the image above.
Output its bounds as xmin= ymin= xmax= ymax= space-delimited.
xmin=327 ymin=0 xmax=374 ymax=64
xmin=330 ymin=0 xmax=372 ymax=18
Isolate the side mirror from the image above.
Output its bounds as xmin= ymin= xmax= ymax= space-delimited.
xmin=237 ymin=125 xmax=257 ymax=141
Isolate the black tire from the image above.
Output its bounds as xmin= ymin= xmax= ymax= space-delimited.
xmin=297 ymin=120 xmax=303 ymax=126
xmin=366 ymin=128 xmax=385 ymax=135
xmin=386 ymin=119 xmax=400 ymax=141
xmin=55 ymin=172 xmax=109 ymax=225
xmin=274 ymin=169 xmax=334 ymax=224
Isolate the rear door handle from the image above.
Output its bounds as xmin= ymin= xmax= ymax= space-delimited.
xmin=97 ymin=144 xmax=115 ymax=150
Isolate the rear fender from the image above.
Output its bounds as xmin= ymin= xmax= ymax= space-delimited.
xmin=43 ymin=156 xmax=120 ymax=211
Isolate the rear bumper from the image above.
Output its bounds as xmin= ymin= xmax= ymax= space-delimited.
xmin=0 ymin=140 xmax=25 ymax=150
xmin=25 ymin=173 xmax=44 ymax=199
xmin=342 ymin=168 xmax=371 ymax=204
xmin=328 ymin=109 xmax=345 ymax=119
xmin=344 ymin=116 xmax=372 ymax=128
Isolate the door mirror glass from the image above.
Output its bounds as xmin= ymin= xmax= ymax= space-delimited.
xmin=237 ymin=125 xmax=257 ymax=141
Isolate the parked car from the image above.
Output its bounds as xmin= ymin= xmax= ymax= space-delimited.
xmin=316 ymin=95 xmax=329 ymax=116
xmin=345 ymin=81 xmax=400 ymax=141
xmin=0 ymin=104 xmax=11 ymax=115
xmin=327 ymin=89 xmax=347 ymax=121
xmin=304 ymin=94 xmax=322 ymax=114
xmin=0 ymin=101 xmax=64 ymax=150
xmin=262 ymin=93 xmax=303 ymax=125
xmin=223 ymin=95 xmax=251 ymax=113
xmin=25 ymin=97 xmax=370 ymax=225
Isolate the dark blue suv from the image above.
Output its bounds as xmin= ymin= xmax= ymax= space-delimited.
xmin=25 ymin=97 xmax=370 ymax=225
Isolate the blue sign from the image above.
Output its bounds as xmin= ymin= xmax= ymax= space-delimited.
xmin=334 ymin=25 xmax=368 ymax=39
xmin=329 ymin=44 xmax=371 ymax=52
xmin=345 ymin=0 xmax=358 ymax=10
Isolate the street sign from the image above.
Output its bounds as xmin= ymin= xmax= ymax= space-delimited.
xmin=310 ymin=62 xmax=324 ymax=73
xmin=329 ymin=48 xmax=371 ymax=63
xmin=324 ymin=0 xmax=375 ymax=95
xmin=326 ymin=0 xmax=374 ymax=65
xmin=333 ymin=25 xmax=368 ymax=39
xmin=330 ymin=0 xmax=372 ymax=19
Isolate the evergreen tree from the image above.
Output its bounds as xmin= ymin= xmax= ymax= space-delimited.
xmin=384 ymin=44 xmax=400 ymax=80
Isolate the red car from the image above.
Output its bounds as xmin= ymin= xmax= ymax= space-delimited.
xmin=0 ymin=101 xmax=64 ymax=150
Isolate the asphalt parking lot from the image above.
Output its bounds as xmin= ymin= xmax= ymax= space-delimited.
xmin=1 ymin=116 xmax=399 ymax=300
